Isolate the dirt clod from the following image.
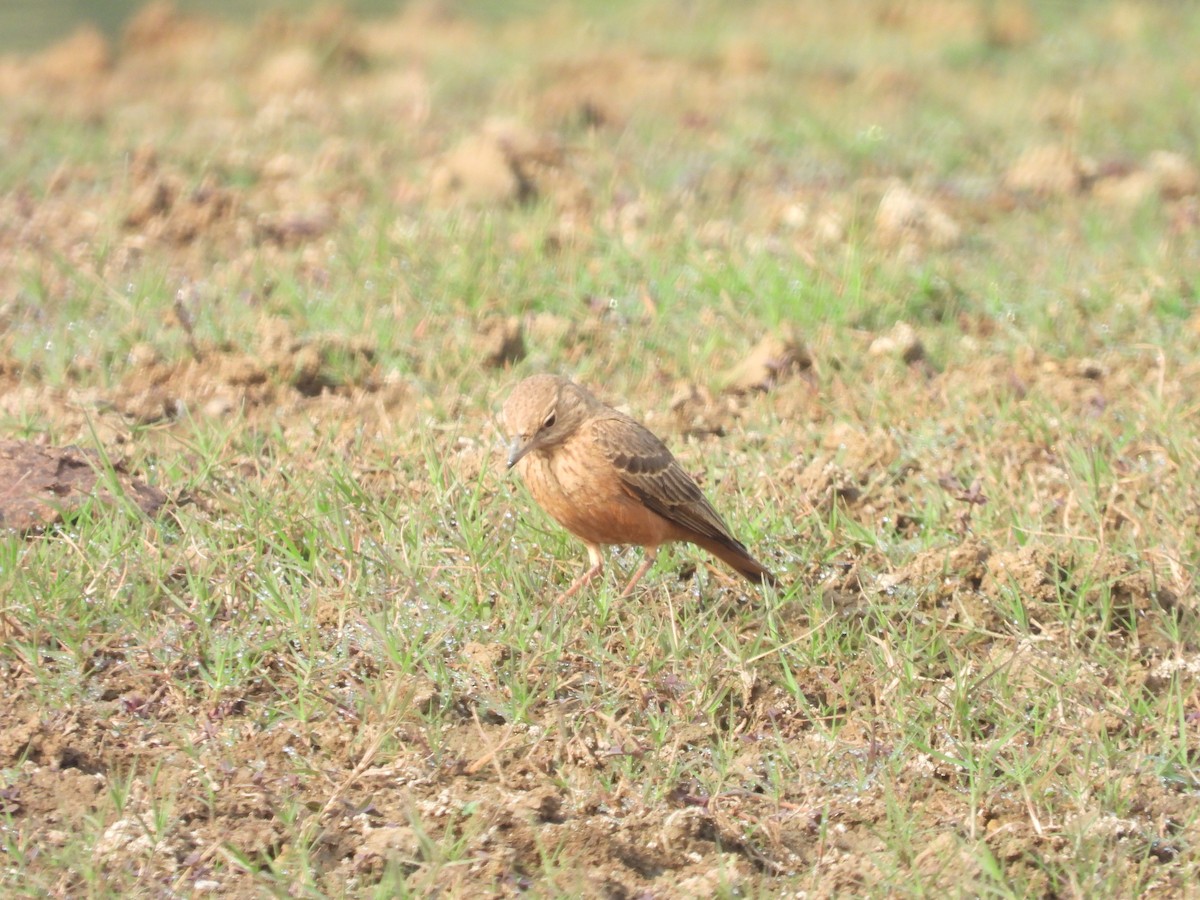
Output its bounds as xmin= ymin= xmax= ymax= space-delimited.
xmin=868 ymin=322 xmax=925 ymax=363
xmin=1005 ymin=144 xmax=1092 ymax=197
xmin=474 ymin=316 xmax=526 ymax=368
xmin=723 ymin=330 xmax=813 ymax=394
xmin=0 ymin=441 xmax=166 ymax=531
xmin=875 ymin=180 xmax=962 ymax=250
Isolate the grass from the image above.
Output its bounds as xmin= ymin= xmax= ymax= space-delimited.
xmin=1 ymin=0 xmax=1199 ymax=896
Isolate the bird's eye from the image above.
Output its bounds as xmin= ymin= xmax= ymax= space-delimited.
xmin=541 ymin=412 xmax=556 ymax=430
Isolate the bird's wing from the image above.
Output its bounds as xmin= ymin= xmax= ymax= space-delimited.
xmin=590 ymin=414 xmax=741 ymax=548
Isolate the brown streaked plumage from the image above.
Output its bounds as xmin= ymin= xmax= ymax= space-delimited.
xmin=502 ymin=374 xmax=777 ymax=600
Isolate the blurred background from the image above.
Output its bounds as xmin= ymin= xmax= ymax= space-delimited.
xmin=0 ymin=1 xmax=420 ymax=51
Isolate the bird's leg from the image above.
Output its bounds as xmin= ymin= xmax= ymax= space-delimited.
xmin=556 ymin=543 xmax=604 ymax=602
xmin=619 ymin=546 xmax=659 ymax=597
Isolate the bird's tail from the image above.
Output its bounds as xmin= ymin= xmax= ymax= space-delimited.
xmin=699 ymin=537 xmax=779 ymax=588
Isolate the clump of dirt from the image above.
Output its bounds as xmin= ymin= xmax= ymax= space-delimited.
xmin=122 ymin=148 xmax=241 ymax=246
xmin=121 ymin=0 xmax=214 ymax=57
xmin=786 ymin=455 xmax=866 ymax=508
xmin=891 ymin=538 xmax=990 ymax=599
xmin=32 ymin=26 xmax=111 ymax=85
xmin=115 ymin=316 xmax=377 ymax=423
xmin=1005 ymin=143 xmax=1093 ymax=197
xmin=874 ymin=180 xmax=962 ymax=251
xmin=536 ymin=52 xmax=723 ymax=129
xmin=0 ymin=440 xmax=166 ymax=531
xmin=430 ymin=119 xmax=588 ymax=210
xmin=981 ymin=546 xmax=1062 ymax=606
xmin=1092 ymin=150 xmax=1200 ymax=207
xmin=668 ymin=380 xmax=731 ymax=438
xmin=723 ymin=329 xmax=813 ymax=394
xmin=868 ymin=321 xmax=926 ymax=363
xmin=473 ymin=315 xmax=526 ymax=369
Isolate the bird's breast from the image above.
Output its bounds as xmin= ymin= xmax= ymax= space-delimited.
xmin=517 ymin=438 xmax=681 ymax=547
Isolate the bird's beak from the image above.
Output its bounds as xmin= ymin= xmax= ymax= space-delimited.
xmin=507 ymin=435 xmax=534 ymax=469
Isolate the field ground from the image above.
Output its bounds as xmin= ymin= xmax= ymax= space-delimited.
xmin=1 ymin=1 xmax=1199 ymax=896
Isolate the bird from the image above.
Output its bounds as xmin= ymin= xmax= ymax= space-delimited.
xmin=502 ymin=374 xmax=777 ymax=600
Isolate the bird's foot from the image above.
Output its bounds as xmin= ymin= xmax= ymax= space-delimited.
xmin=556 ymin=562 xmax=602 ymax=602
xmin=618 ymin=556 xmax=657 ymax=597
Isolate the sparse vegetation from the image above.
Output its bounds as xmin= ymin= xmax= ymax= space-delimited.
xmin=1 ymin=1 xmax=1198 ymax=896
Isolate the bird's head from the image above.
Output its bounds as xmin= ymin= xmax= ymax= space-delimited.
xmin=502 ymin=374 xmax=593 ymax=468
